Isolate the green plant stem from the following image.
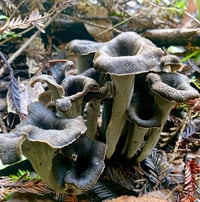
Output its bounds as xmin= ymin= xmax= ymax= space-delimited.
xmin=0 ymin=26 xmax=35 ymax=45
xmin=180 ymin=49 xmax=200 ymax=62
xmin=197 ymin=0 xmax=200 ymax=20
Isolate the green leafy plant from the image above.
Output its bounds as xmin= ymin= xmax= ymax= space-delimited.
xmin=190 ymin=76 xmax=200 ymax=91
xmin=9 ymin=169 xmax=40 ymax=181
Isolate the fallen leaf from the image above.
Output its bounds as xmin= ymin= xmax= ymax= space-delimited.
xmin=104 ymin=190 xmax=174 ymax=202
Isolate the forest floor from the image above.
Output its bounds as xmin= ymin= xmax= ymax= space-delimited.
xmin=0 ymin=0 xmax=200 ymax=201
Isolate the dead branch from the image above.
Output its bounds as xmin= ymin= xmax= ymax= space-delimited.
xmin=143 ymin=28 xmax=200 ymax=46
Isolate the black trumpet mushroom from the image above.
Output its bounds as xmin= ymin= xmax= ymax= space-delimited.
xmin=0 ymin=31 xmax=199 ymax=196
xmin=93 ymin=31 xmax=183 ymax=159
xmin=123 ymin=72 xmax=199 ymax=161
xmin=66 ymin=39 xmax=105 ymax=73
xmin=0 ymin=102 xmax=107 ymax=194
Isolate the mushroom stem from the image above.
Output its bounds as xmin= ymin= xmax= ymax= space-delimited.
xmin=77 ymin=54 xmax=94 ymax=73
xmin=86 ymin=100 xmax=100 ymax=139
xmin=136 ymin=95 xmax=175 ymax=162
xmin=100 ymin=99 xmax=112 ymax=141
xmin=122 ymin=123 xmax=148 ymax=159
xmin=65 ymin=98 xmax=83 ymax=118
xmin=21 ymin=140 xmax=63 ymax=192
xmin=105 ymin=74 xmax=135 ymax=159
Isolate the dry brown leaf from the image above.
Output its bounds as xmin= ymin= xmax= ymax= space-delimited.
xmin=104 ymin=195 xmax=167 ymax=202
xmin=19 ymin=80 xmax=44 ymax=114
xmin=7 ymin=192 xmax=56 ymax=202
xmin=77 ymin=0 xmax=112 ymax=42
xmin=84 ymin=18 xmax=112 ymax=42
xmin=104 ymin=190 xmax=174 ymax=202
xmin=25 ymin=36 xmax=46 ymax=57
xmin=181 ymin=0 xmax=198 ymax=28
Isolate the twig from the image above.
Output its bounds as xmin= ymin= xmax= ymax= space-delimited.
xmin=64 ymin=14 xmax=121 ymax=34
xmin=0 ymin=51 xmax=13 ymax=76
xmin=6 ymin=0 xmax=78 ymax=64
xmin=97 ymin=15 xmax=133 ymax=36
xmin=170 ymin=109 xmax=194 ymax=162
xmin=8 ymin=9 xmax=61 ymax=64
xmin=8 ymin=28 xmax=42 ymax=64
xmin=148 ymin=1 xmax=200 ymax=25
xmin=9 ymin=0 xmax=26 ymax=19
xmin=164 ymin=185 xmax=182 ymax=200
xmin=143 ymin=28 xmax=200 ymax=46
xmin=184 ymin=11 xmax=200 ymax=25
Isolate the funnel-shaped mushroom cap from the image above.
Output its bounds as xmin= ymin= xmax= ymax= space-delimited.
xmin=126 ymin=74 xmax=161 ymax=128
xmin=147 ymin=72 xmax=199 ymax=102
xmin=66 ymin=40 xmax=105 ymax=56
xmin=127 ymin=72 xmax=199 ymax=127
xmin=61 ymin=75 xmax=100 ymax=100
xmin=0 ymin=102 xmax=107 ymax=193
xmin=94 ymin=32 xmax=165 ymax=75
xmin=66 ymin=40 xmax=105 ymax=73
xmin=21 ymin=134 xmax=107 ymax=194
xmin=125 ymin=72 xmax=199 ymax=161
xmin=20 ymin=102 xmax=106 ymax=193
xmin=52 ymin=135 xmax=107 ymax=193
xmin=0 ymin=102 xmax=87 ymax=165
xmin=56 ymin=75 xmax=100 ymax=116
xmin=19 ymin=102 xmax=87 ymax=148
xmin=21 ymin=102 xmax=106 ymax=193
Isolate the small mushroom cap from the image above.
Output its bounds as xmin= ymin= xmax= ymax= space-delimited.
xmin=94 ymin=32 xmax=165 ymax=75
xmin=147 ymin=72 xmax=199 ymax=102
xmin=30 ymin=74 xmax=65 ymax=100
xmin=61 ymin=75 xmax=100 ymax=101
xmin=56 ymin=96 xmax=72 ymax=113
xmin=160 ymin=55 xmax=182 ymax=72
xmin=66 ymin=40 xmax=105 ymax=55
xmin=160 ymin=54 xmax=181 ymax=66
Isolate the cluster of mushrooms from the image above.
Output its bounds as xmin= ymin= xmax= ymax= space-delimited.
xmin=0 ymin=32 xmax=199 ymax=194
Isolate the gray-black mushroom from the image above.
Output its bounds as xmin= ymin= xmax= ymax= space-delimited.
xmin=66 ymin=39 xmax=105 ymax=73
xmin=94 ymin=32 xmax=165 ymax=75
xmin=93 ymin=31 xmax=180 ymax=159
xmin=124 ymin=72 xmax=199 ymax=161
xmin=58 ymin=74 xmax=100 ymax=121
xmin=0 ymin=102 xmax=107 ymax=194
xmin=52 ymin=135 xmax=107 ymax=193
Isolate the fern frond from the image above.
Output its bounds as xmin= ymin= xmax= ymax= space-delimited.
xmin=0 ymin=9 xmax=47 ymax=34
xmin=182 ymin=124 xmax=196 ymax=139
xmin=91 ymin=181 xmax=116 ymax=201
xmin=6 ymin=76 xmax=21 ymax=114
xmin=181 ymin=159 xmax=200 ymax=201
xmin=0 ymin=0 xmax=16 ymax=15
xmin=0 ymin=175 xmax=52 ymax=199
xmin=0 ymin=51 xmax=21 ymax=114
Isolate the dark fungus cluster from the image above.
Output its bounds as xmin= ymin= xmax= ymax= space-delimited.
xmin=0 ymin=32 xmax=199 ymax=194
